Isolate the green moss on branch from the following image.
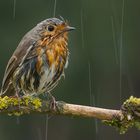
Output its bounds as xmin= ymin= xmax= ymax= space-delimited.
xmin=104 ymin=96 xmax=140 ymax=134
xmin=0 ymin=96 xmax=42 ymax=116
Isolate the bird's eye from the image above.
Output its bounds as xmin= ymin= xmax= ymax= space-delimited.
xmin=47 ymin=25 xmax=55 ymax=32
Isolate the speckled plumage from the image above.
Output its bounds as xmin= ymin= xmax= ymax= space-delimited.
xmin=1 ymin=18 xmax=74 ymax=97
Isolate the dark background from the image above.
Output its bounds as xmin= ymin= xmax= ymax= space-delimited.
xmin=0 ymin=0 xmax=140 ymax=140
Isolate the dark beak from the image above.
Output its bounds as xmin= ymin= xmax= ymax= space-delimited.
xmin=65 ymin=26 xmax=76 ymax=32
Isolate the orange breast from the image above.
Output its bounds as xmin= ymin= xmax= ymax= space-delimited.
xmin=36 ymin=33 xmax=69 ymax=82
xmin=46 ymin=42 xmax=68 ymax=70
xmin=46 ymin=34 xmax=68 ymax=67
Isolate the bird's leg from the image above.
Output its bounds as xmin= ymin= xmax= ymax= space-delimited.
xmin=47 ymin=92 xmax=56 ymax=110
xmin=15 ymin=89 xmax=21 ymax=124
xmin=14 ymin=88 xmax=23 ymax=109
xmin=15 ymin=90 xmax=20 ymax=98
xmin=39 ymin=92 xmax=57 ymax=110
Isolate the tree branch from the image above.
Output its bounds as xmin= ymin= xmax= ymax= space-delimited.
xmin=58 ymin=103 xmax=122 ymax=120
xmin=0 ymin=96 xmax=140 ymax=134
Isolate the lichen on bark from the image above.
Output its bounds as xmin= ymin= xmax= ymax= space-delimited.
xmin=0 ymin=96 xmax=42 ymax=116
xmin=104 ymin=96 xmax=140 ymax=134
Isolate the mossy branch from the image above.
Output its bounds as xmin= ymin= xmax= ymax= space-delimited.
xmin=0 ymin=96 xmax=140 ymax=134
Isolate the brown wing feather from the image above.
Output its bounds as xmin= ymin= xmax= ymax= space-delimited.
xmin=1 ymin=35 xmax=36 ymax=96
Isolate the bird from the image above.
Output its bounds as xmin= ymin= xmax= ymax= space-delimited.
xmin=0 ymin=17 xmax=75 ymax=100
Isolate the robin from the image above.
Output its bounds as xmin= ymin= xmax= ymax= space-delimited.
xmin=0 ymin=18 xmax=75 ymax=102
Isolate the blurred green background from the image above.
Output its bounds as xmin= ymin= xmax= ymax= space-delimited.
xmin=0 ymin=0 xmax=140 ymax=139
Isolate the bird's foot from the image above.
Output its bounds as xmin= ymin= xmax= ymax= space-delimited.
xmin=49 ymin=95 xmax=56 ymax=110
xmin=39 ymin=92 xmax=57 ymax=110
xmin=14 ymin=91 xmax=21 ymax=109
xmin=46 ymin=93 xmax=56 ymax=110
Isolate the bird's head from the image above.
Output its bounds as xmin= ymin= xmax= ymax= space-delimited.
xmin=36 ymin=17 xmax=75 ymax=45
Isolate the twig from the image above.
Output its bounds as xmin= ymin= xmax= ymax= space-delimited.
xmin=58 ymin=103 xmax=122 ymax=120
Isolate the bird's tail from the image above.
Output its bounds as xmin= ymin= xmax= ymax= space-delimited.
xmin=0 ymin=84 xmax=15 ymax=97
